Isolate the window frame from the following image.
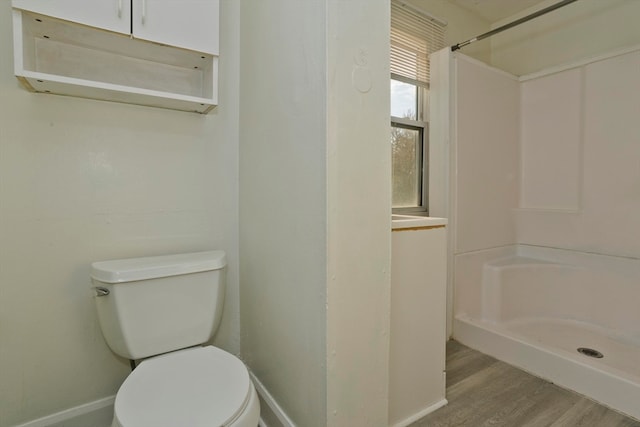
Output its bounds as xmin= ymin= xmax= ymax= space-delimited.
xmin=391 ymin=78 xmax=429 ymax=215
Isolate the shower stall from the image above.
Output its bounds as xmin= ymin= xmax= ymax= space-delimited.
xmin=429 ymin=44 xmax=640 ymax=419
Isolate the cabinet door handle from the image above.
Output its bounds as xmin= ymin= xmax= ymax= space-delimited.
xmin=141 ymin=0 xmax=147 ymax=25
xmin=117 ymin=0 xmax=122 ymax=18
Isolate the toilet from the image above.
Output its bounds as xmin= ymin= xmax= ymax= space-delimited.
xmin=90 ymin=250 xmax=260 ymax=427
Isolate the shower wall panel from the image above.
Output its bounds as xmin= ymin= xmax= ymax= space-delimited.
xmin=454 ymin=56 xmax=519 ymax=255
xmin=516 ymin=48 xmax=640 ymax=259
xmin=520 ymin=68 xmax=582 ymax=211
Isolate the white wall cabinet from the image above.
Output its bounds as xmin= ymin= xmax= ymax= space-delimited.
xmin=12 ymin=0 xmax=131 ymax=35
xmin=132 ymin=0 xmax=219 ymax=55
xmin=11 ymin=0 xmax=219 ymax=113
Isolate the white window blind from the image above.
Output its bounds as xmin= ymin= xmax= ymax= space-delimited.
xmin=390 ymin=1 xmax=445 ymax=87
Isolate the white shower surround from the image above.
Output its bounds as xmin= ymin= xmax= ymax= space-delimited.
xmin=454 ymin=244 xmax=640 ymax=419
xmin=430 ymin=45 xmax=640 ymax=420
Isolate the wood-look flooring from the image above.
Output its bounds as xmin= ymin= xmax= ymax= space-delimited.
xmin=412 ymin=340 xmax=640 ymax=427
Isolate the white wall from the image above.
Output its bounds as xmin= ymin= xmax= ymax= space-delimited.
xmin=239 ymin=0 xmax=328 ymax=425
xmin=406 ymin=0 xmax=491 ymax=63
xmin=239 ymin=0 xmax=391 ymax=425
xmin=491 ymin=0 xmax=640 ymax=76
xmin=326 ymin=0 xmax=391 ymax=425
xmin=0 ymin=1 xmax=240 ymax=425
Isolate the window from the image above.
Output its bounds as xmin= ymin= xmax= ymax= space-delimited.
xmin=390 ymin=1 xmax=444 ymax=213
xmin=391 ymin=80 xmax=426 ymax=209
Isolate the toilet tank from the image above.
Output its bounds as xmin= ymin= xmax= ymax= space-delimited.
xmin=90 ymin=251 xmax=226 ymax=360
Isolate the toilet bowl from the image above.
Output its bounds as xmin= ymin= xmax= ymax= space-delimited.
xmin=112 ymin=347 xmax=259 ymax=427
xmin=90 ymin=251 xmax=260 ymax=427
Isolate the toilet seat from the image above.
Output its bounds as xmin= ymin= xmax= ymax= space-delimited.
xmin=113 ymin=346 xmax=251 ymax=427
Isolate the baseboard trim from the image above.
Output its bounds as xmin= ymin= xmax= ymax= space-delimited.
xmin=249 ymin=371 xmax=296 ymax=427
xmin=11 ymin=396 xmax=115 ymax=427
xmin=391 ymin=398 xmax=448 ymax=427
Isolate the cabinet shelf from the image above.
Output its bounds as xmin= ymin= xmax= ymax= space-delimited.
xmin=13 ymin=10 xmax=218 ymax=113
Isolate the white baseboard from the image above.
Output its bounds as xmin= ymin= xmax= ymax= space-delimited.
xmin=249 ymin=371 xmax=296 ymax=427
xmin=391 ymin=398 xmax=448 ymax=427
xmin=13 ymin=372 xmax=287 ymax=427
xmin=11 ymin=396 xmax=115 ymax=427
xmin=12 ymin=377 xmax=443 ymax=427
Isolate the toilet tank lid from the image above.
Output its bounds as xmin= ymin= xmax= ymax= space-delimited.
xmin=90 ymin=250 xmax=226 ymax=284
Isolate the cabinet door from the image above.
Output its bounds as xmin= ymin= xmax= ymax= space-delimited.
xmin=12 ymin=0 xmax=131 ymax=35
xmin=132 ymin=0 xmax=219 ymax=55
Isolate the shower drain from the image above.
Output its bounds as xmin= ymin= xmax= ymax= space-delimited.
xmin=577 ymin=347 xmax=604 ymax=358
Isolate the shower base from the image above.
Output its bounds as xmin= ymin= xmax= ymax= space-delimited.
xmin=454 ymin=315 xmax=640 ymax=420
